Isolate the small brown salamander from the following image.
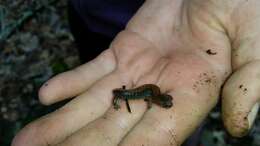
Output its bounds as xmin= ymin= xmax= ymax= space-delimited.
xmin=113 ymin=84 xmax=173 ymax=112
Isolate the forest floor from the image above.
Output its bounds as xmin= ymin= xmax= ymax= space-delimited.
xmin=0 ymin=0 xmax=260 ymax=146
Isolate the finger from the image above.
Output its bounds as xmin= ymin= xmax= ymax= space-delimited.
xmin=223 ymin=2 xmax=260 ymax=137
xmin=55 ymin=93 xmax=147 ymax=146
xmin=54 ymin=59 xmax=174 ymax=146
xmin=222 ymin=61 xmax=260 ymax=137
xmin=12 ymin=73 xmax=120 ymax=146
xmin=229 ymin=0 xmax=260 ymax=70
xmin=55 ymin=79 xmax=156 ymax=146
xmin=39 ymin=49 xmax=116 ymax=105
xmin=118 ymin=64 xmax=221 ymax=146
xmin=119 ymin=89 xmax=216 ymax=146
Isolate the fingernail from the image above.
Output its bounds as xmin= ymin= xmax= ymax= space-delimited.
xmin=248 ymin=103 xmax=259 ymax=128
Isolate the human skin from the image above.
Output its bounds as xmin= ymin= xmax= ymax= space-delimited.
xmin=12 ymin=0 xmax=260 ymax=146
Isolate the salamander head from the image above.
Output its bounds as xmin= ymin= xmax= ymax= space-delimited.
xmin=158 ymin=94 xmax=173 ymax=108
xmin=112 ymin=89 xmax=125 ymax=98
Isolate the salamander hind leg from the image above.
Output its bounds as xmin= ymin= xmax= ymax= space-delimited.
xmin=144 ymin=97 xmax=153 ymax=109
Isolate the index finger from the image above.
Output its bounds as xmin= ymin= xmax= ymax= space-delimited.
xmin=39 ymin=49 xmax=116 ymax=105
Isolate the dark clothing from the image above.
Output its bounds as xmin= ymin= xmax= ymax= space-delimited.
xmin=68 ymin=1 xmax=112 ymax=62
xmin=69 ymin=0 xmax=144 ymax=37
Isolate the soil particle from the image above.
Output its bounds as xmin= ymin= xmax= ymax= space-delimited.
xmin=205 ymin=79 xmax=211 ymax=83
xmin=238 ymin=84 xmax=248 ymax=93
xmin=206 ymin=49 xmax=217 ymax=55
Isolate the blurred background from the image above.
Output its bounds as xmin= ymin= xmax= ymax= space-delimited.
xmin=0 ymin=0 xmax=260 ymax=146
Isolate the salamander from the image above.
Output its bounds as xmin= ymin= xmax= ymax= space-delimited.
xmin=113 ymin=84 xmax=173 ymax=112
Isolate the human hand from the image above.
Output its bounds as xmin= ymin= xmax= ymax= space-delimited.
xmin=11 ymin=0 xmax=249 ymax=145
xmin=221 ymin=0 xmax=260 ymax=138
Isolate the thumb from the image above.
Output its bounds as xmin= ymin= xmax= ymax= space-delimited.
xmin=222 ymin=61 xmax=260 ymax=137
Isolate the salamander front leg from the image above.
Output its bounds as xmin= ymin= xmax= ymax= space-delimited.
xmin=125 ymin=98 xmax=132 ymax=113
xmin=113 ymin=97 xmax=121 ymax=110
xmin=121 ymin=85 xmax=132 ymax=113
